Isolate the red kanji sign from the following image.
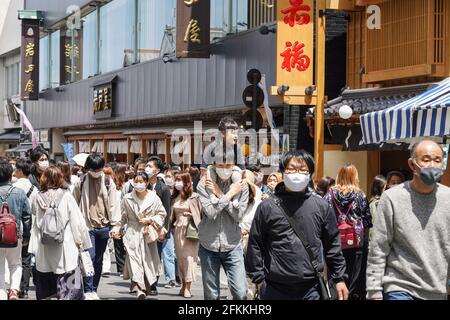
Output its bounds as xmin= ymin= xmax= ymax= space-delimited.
xmin=280 ymin=0 xmax=311 ymax=27
xmin=280 ymin=41 xmax=311 ymax=72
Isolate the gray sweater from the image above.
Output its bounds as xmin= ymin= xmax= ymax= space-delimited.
xmin=367 ymin=182 xmax=450 ymax=300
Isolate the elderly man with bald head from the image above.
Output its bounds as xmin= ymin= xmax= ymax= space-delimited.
xmin=367 ymin=140 xmax=450 ymax=300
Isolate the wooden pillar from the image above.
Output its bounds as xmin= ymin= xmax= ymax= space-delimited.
xmin=127 ymin=137 xmax=132 ymax=165
xmin=166 ymin=136 xmax=172 ymax=164
xmin=314 ymin=0 xmax=326 ymax=179
xmin=366 ymin=151 xmax=381 ymax=195
xmin=141 ymin=139 xmax=147 ymax=158
xmin=103 ymin=139 xmax=108 ymax=161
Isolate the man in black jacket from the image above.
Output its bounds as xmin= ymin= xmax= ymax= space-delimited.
xmin=145 ymin=156 xmax=178 ymax=294
xmin=246 ymin=150 xmax=349 ymax=300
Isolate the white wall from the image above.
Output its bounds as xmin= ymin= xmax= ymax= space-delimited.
xmin=0 ymin=0 xmax=23 ymax=56
xmin=324 ymin=150 xmax=369 ymax=196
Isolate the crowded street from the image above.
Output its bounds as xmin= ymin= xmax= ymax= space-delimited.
xmin=0 ymin=0 xmax=449 ymax=308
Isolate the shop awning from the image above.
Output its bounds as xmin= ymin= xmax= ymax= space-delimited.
xmin=0 ymin=130 xmax=20 ymax=142
xmin=360 ymin=78 xmax=450 ymax=144
xmin=5 ymin=143 xmax=33 ymax=153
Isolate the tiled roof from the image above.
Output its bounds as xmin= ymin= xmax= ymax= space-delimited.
xmin=307 ymin=82 xmax=440 ymax=119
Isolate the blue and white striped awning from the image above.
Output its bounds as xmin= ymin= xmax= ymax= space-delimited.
xmin=360 ymin=78 xmax=450 ymax=144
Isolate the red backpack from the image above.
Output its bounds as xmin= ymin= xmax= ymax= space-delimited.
xmin=330 ymin=190 xmax=363 ymax=250
xmin=0 ymin=187 xmax=18 ymax=248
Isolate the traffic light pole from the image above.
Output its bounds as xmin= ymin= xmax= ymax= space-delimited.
xmin=252 ymin=74 xmax=258 ymax=130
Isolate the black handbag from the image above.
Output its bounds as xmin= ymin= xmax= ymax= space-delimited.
xmin=272 ymin=196 xmax=333 ymax=300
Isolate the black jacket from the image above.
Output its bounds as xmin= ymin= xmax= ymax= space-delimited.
xmin=28 ymin=169 xmax=41 ymax=191
xmin=148 ymin=178 xmax=171 ymax=234
xmin=245 ymin=183 xmax=347 ymax=291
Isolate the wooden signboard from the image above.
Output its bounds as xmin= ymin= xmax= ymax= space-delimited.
xmin=176 ymin=0 xmax=210 ymax=58
xmin=20 ymin=19 xmax=40 ymax=101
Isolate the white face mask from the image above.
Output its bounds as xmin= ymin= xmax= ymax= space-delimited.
xmin=134 ymin=183 xmax=147 ymax=193
xmin=89 ymin=171 xmax=103 ymax=179
xmin=165 ymin=178 xmax=174 ymax=187
xmin=284 ymin=173 xmax=310 ymax=192
xmin=175 ymin=182 xmax=184 ymax=191
xmin=38 ymin=161 xmax=49 ymax=170
xmin=216 ymin=168 xmax=233 ymax=180
xmin=145 ymin=167 xmax=156 ymax=177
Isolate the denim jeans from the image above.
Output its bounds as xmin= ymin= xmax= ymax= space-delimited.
xmin=157 ymin=232 xmax=177 ymax=282
xmin=199 ymin=244 xmax=247 ymax=300
xmin=383 ymin=291 xmax=419 ymax=300
xmin=84 ymin=227 xmax=110 ymax=293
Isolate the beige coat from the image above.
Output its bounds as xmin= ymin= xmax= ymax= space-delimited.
xmin=28 ymin=189 xmax=92 ymax=274
xmin=72 ymin=173 xmax=121 ymax=230
xmin=113 ymin=190 xmax=167 ymax=286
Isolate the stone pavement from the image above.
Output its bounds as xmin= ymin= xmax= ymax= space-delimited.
xmin=26 ymin=261 xmax=229 ymax=300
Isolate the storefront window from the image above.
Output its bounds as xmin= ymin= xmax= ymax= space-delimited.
xmin=138 ymin=0 xmax=176 ymax=62
xmin=6 ymin=62 xmax=20 ymax=97
xmin=82 ymin=10 xmax=98 ymax=79
xmin=39 ymin=35 xmax=49 ymax=91
xmin=99 ymin=0 xmax=135 ymax=73
xmin=49 ymin=31 xmax=60 ymax=88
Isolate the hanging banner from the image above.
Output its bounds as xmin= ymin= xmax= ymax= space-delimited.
xmin=176 ymin=0 xmax=210 ymax=58
xmin=62 ymin=143 xmax=76 ymax=165
xmin=20 ymin=19 xmax=40 ymax=101
xmin=272 ymin=0 xmax=315 ymax=105
xmin=14 ymin=106 xmax=38 ymax=148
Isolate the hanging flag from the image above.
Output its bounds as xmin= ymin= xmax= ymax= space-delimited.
xmin=259 ymin=74 xmax=275 ymax=129
xmin=62 ymin=143 xmax=76 ymax=165
xmin=14 ymin=106 xmax=37 ymax=148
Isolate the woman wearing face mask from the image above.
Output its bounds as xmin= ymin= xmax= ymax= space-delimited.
xmin=261 ymin=172 xmax=283 ymax=200
xmin=28 ymin=147 xmax=50 ymax=190
xmin=170 ymin=172 xmax=201 ymax=299
xmin=111 ymin=172 xmax=167 ymax=300
xmin=164 ymin=168 xmax=179 ymax=194
xmin=323 ymin=164 xmax=372 ymax=300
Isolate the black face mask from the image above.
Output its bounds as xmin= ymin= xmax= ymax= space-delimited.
xmin=418 ymin=167 xmax=444 ymax=186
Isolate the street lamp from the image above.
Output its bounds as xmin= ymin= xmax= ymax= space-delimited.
xmin=338 ymin=105 xmax=353 ymax=119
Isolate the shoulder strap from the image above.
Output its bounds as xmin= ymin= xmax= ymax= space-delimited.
xmin=0 ymin=186 xmax=15 ymax=203
xmin=80 ymin=174 xmax=87 ymax=193
xmin=27 ymin=185 xmax=35 ymax=198
xmin=329 ymin=190 xmax=353 ymax=219
xmin=271 ymin=195 xmax=322 ymax=278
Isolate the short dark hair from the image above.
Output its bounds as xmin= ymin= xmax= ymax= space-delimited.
xmin=134 ymin=171 xmax=149 ymax=182
xmin=218 ymin=116 xmax=239 ymax=133
xmin=15 ymin=157 xmax=33 ymax=176
xmin=279 ymin=150 xmax=315 ymax=176
xmin=148 ymin=156 xmax=164 ymax=172
xmin=29 ymin=147 xmax=48 ymax=163
xmin=386 ymin=170 xmax=405 ymax=183
xmin=370 ymin=175 xmax=387 ymax=201
xmin=85 ymin=154 xmax=105 ymax=171
xmin=0 ymin=158 xmax=13 ymax=183
xmin=246 ymin=163 xmax=261 ymax=173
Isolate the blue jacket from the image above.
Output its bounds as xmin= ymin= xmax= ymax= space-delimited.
xmin=0 ymin=183 xmax=32 ymax=240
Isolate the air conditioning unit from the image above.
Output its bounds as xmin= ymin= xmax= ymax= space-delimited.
xmin=5 ymin=99 xmax=20 ymax=123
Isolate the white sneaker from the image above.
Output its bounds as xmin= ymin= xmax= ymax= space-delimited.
xmin=136 ymin=290 xmax=146 ymax=300
xmin=84 ymin=292 xmax=96 ymax=300
xmin=92 ymin=292 xmax=100 ymax=300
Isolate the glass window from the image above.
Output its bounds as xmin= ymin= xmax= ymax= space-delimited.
xmin=99 ymin=0 xmax=135 ymax=73
xmin=138 ymin=0 xmax=176 ymax=62
xmin=39 ymin=35 xmax=49 ymax=91
xmin=211 ymin=0 xmax=248 ymax=41
xmin=82 ymin=10 xmax=98 ymax=79
xmin=49 ymin=30 xmax=60 ymax=88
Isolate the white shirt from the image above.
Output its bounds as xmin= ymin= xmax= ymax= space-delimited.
xmin=13 ymin=177 xmax=38 ymax=206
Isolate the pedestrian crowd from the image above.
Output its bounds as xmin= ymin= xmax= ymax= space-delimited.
xmin=0 ymin=117 xmax=449 ymax=300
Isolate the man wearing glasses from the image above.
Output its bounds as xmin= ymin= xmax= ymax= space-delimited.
xmin=367 ymin=139 xmax=450 ymax=300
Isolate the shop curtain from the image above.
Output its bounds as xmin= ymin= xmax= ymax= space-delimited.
xmin=78 ymin=141 xmax=90 ymax=153
xmin=130 ymin=140 xmax=142 ymax=154
xmin=108 ymin=140 xmax=128 ymax=154
xmin=91 ymin=141 xmax=104 ymax=153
